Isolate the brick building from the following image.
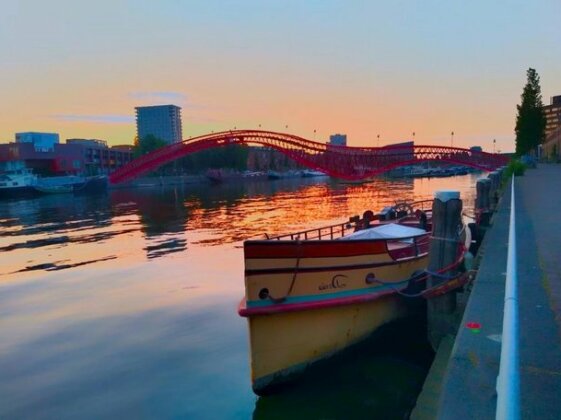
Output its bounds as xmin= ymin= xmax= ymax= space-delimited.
xmin=544 ymin=95 xmax=561 ymax=137
xmin=0 ymin=136 xmax=134 ymax=176
xmin=542 ymin=126 xmax=561 ymax=162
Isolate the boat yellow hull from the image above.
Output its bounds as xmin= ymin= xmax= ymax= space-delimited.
xmin=240 ymin=225 xmax=430 ymax=394
xmin=248 ymin=293 xmax=408 ymax=393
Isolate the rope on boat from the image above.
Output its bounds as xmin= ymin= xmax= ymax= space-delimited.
xmin=267 ymin=239 xmax=302 ymax=303
xmin=369 ymin=238 xmax=468 ymax=298
xmin=265 ymin=232 xmax=469 ymax=301
xmin=424 ymin=269 xmax=459 ymax=280
xmin=473 ymin=207 xmax=490 ymax=225
xmin=429 ymin=235 xmax=460 ymax=243
xmin=262 ymin=206 xmax=470 ymax=302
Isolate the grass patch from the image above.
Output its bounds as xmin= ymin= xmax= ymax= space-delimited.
xmin=504 ymin=160 xmax=526 ymax=177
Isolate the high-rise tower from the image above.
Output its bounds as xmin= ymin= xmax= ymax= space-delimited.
xmin=135 ymin=105 xmax=183 ymax=144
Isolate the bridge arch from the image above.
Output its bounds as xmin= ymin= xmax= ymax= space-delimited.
xmin=109 ymin=130 xmax=508 ymax=184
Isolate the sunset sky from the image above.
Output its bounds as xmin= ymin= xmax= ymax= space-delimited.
xmin=1 ymin=0 xmax=560 ymax=152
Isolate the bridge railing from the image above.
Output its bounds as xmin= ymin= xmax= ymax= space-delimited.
xmin=109 ymin=130 xmax=509 ymax=184
xmin=496 ymin=175 xmax=520 ymax=420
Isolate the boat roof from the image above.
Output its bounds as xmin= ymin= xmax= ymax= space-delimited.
xmin=339 ymin=223 xmax=426 ymax=240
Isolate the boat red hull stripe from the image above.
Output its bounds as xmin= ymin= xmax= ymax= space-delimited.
xmin=244 ymin=240 xmax=388 ymax=259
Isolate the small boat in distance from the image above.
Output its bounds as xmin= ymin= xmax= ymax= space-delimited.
xmin=403 ymin=166 xmax=431 ymax=178
xmin=33 ymin=175 xmax=108 ymax=195
xmin=34 ymin=184 xmax=74 ymax=194
xmin=238 ymin=201 xmax=443 ymax=395
xmin=267 ymin=170 xmax=302 ymax=180
xmin=0 ymin=163 xmax=108 ymax=198
xmin=0 ymin=167 xmax=38 ymax=197
xmin=206 ymin=169 xmax=268 ymax=183
xmin=300 ymin=169 xmax=329 ymax=178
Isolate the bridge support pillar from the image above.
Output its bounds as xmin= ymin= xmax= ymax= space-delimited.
xmin=427 ymin=190 xmax=463 ymax=350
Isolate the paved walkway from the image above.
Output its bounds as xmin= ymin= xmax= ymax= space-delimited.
xmin=436 ymin=164 xmax=561 ymax=419
xmin=517 ymin=164 xmax=561 ymax=418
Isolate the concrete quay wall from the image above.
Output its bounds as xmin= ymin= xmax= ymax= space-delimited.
xmin=415 ymin=165 xmax=561 ymax=419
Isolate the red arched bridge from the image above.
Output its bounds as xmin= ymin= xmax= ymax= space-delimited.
xmin=109 ymin=130 xmax=509 ymax=184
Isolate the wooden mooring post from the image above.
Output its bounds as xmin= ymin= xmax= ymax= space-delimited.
xmin=427 ymin=190 xmax=463 ymax=350
xmin=476 ymin=178 xmax=492 ymax=227
xmin=497 ymin=166 xmax=506 ymax=182
xmin=488 ymin=171 xmax=501 ymax=211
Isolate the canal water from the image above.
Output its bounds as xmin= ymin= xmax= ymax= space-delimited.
xmin=0 ymin=174 xmax=481 ymax=419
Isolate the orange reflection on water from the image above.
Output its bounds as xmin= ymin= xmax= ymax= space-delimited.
xmin=180 ymin=175 xmax=479 ymax=245
xmin=0 ymin=174 xmax=482 ymax=283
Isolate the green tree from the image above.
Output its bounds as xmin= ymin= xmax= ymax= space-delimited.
xmin=177 ymin=144 xmax=249 ymax=173
xmin=515 ymin=68 xmax=546 ymax=156
xmin=134 ymin=134 xmax=167 ymax=157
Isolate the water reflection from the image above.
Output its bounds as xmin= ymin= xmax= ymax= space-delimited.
xmin=0 ymin=174 xmax=483 ymax=418
xmin=0 ymin=194 xmax=120 ymax=277
xmin=0 ymin=292 xmax=252 ymax=418
xmin=0 ymin=174 xmax=480 ymax=278
xmin=110 ymin=188 xmax=188 ymax=259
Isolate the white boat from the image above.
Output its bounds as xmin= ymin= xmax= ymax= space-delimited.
xmin=403 ymin=166 xmax=431 ymax=178
xmin=0 ymin=168 xmax=38 ymax=198
xmin=301 ymin=170 xmax=328 ymax=178
xmin=0 ymin=167 xmax=108 ymax=198
xmin=206 ymin=169 xmax=268 ymax=183
xmin=267 ymin=170 xmax=303 ymax=179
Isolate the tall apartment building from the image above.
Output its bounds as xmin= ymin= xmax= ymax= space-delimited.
xmin=135 ymin=105 xmax=183 ymax=144
xmin=544 ymin=95 xmax=561 ymax=137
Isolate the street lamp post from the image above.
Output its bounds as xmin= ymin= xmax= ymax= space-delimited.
xmin=451 ymin=131 xmax=454 ymax=147
xmin=377 ymin=134 xmax=380 ymax=147
xmin=493 ymin=138 xmax=496 ymax=154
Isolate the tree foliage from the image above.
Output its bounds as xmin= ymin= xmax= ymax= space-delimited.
xmin=134 ymin=134 xmax=168 ymax=158
xmin=178 ymin=145 xmax=249 ymax=173
xmin=131 ymin=138 xmax=302 ymax=175
xmin=515 ymin=68 xmax=546 ymax=156
xmin=505 ymin=159 xmax=527 ymax=177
